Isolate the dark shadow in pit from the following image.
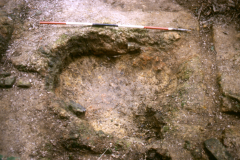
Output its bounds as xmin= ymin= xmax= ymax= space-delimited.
xmin=223 ymin=111 xmax=240 ymax=118
xmin=45 ymin=29 xmax=143 ymax=90
xmin=146 ymin=149 xmax=171 ymax=160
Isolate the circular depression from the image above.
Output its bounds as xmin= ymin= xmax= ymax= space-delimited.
xmin=55 ymin=53 xmax=172 ymax=138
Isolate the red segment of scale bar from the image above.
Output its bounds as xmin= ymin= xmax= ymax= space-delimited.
xmin=144 ymin=26 xmax=169 ymax=30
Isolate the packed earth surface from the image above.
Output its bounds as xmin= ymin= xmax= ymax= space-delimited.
xmin=0 ymin=0 xmax=240 ymax=159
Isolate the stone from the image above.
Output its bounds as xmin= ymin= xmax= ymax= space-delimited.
xmin=49 ymin=101 xmax=70 ymax=119
xmin=204 ymin=138 xmax=233 ymax=160
xmin=163 ymin=32 xmax=181 ymax=43
xmin=68 ymin=100 xmax=86 ymax=118
xmin=162 ymin=126 xmax=170 ymax=132
xmin=16 ymin=78 xmax=32 ymax=88
xmin=58 ymin=108 xmax=70 ymax=119
xmin=0 ymin=72 xmax=11 ymax=77
xmin=4 ymin=76 xmax=16 ymax=88
xmin=0 ymin=76 xmax=16 ymax=88
xmin=38 ymin=45 xmax=52 ymax=56
xmin=127 ymin=42 xmax=140 ymax=52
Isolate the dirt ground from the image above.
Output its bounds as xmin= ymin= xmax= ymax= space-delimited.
xmin=0 ymin=0 xmax=240 ymax=159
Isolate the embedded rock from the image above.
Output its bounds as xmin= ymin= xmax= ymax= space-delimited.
xmin=49 ymin=101 xmax=70 ymax=119
xmin=4 ymin=76 xmax=16 ymax=88
xmin=0 ymin=76 xmax=16 ymax=88
xmin=0 ymin=72 xmax=11 ymax=77
xmin=204 ymin=138 xmax=233 ymax=160
xmin=68 ymin=100 xmax=86 ymax=118
xmin=16 ymin=78 xmax=32 ymax=88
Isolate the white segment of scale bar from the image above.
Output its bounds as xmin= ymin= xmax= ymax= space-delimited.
xmin=118 ymin=24 xmax=144 ymax=28
xmin=66 ymin=22 xmax=93 ymax=25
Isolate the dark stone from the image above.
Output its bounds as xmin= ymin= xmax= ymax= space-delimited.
xmin=4 ymin=76 xmax=16 ymax=88
xmin=204 ymin=138 xmax=233 ymax=160
xmin=38 ymin=45 xmax=52 ymax=56
xmin=0 ymin=72 xmax=11 ymax=77
xmin=16 ymin=78 xmax=32 ymax=88
xmin=0 ymin=76 xmax=16 ymax=88
xmin=68 ymin=100 xmax=86 ymax=118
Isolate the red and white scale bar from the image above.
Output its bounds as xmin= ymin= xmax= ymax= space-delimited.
xmin=39 ymin=22 xmax=191 ymax=31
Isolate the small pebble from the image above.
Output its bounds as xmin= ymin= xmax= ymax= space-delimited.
xmin=17 ymin=78 xmax=32 ymax=88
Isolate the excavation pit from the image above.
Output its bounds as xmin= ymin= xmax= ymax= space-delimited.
xmin=51 ymin=29 xmax=181 ymax=139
